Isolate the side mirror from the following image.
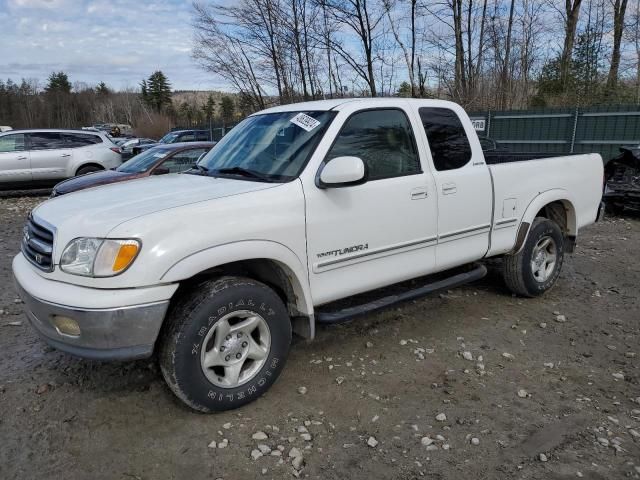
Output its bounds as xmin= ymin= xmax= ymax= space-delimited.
xmin=152 ymin=167 xmax=170 ymax=175
xmin=317 ymin=156 xmax=367 ymax=189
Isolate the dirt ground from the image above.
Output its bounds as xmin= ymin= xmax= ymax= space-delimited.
xmin=0 ymin=193 xmax=638 ymax=480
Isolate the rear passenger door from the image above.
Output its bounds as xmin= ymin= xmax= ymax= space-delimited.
xmin=303 ymin=106 xmax=439 ymax=305
xmin=418 ymin=106 xmax=493 ymax=268
xmin=28 ymin=132 xmax=72 ymax=180
xmin=0 ymin=133 xmax=31 ymax=184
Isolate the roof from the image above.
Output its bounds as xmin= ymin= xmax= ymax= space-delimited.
xmin=148 ymin=141 xmax=216 ymax=150
xmin=0 ymin=128 xmax=106 ymax=136
xmin=253 ymin=97 xmax=461 ymax=115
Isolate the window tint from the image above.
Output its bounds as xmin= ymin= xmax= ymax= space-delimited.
xmin=28 ymin=132 xmax=66 ymax=151
xmin=62 ymin=133 xmax=103 ymax=148
xmin=196 ymin=132 xmax=209 ymax=141
xmin=161 ymin=148 xmax=208 ymax=173
xmin=326 ymin=109 xmax=421 ymax=181
xmin=419 ymin=107 xmax=471 ymax=171
xmin=179 ymin=133 xmax=195 ymax=142
xmin=0 ymin=134 xmax=25 ymax=153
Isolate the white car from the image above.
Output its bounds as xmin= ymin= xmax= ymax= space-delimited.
xmin=13 ymin=98 xmax=604 ymax=412
xmin=0 ymin=129 xmax=122 ymax=190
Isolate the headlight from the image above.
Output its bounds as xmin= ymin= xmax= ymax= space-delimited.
xmin=60 ymin=238 xmax=140 ymax=277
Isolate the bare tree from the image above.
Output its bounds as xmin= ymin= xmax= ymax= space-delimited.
xmin=606 ymin=0 xmax=629 ymax=88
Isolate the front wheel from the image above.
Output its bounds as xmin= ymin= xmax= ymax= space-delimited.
xmin=159 ymin=276 xmax=292 ymax=412
xmin=503 ymin=217 xmax=565 ymax=297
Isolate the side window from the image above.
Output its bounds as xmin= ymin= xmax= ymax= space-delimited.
xmin=161 ymin=149 xmax=206 ymax=173
xmin=0 ymin=134 xmax=25 ymax=153
xmin=326 ymin=109 xmax=421 ymax=181
xmin=419 ymin=107 xmax=472 ymax=171
xmin=179 ymin=134 xmax=195 ymax=142
xmin=28 ymin=132 xmax=65 ymax=151
xmin=62 ymin=133 xmax=103 ymax=148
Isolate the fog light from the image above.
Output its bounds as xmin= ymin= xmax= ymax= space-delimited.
xmin=52 ymin=315 xmax=81 ymax=337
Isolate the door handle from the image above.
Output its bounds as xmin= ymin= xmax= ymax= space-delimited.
xmin=61 ymin=153 xmax=71 ymax=157
xmin=442 ymin=183 xmax=457 ymax=195
xmin=17 ymin=156 xmax=28 ymax=160
xmin=410 ymin=187 xmax=428 ymax=200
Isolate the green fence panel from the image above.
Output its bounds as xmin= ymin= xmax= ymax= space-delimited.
xmin=468 ymin=105 xmax=640 ymax=160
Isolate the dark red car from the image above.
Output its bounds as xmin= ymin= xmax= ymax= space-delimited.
xmin=51 ymin=142 xmax=215 ymax=197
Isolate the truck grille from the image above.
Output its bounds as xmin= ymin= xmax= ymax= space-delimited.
xmin=21 ymin=215 xmax=55 ymax=272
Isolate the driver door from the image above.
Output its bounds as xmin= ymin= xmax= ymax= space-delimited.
xmin=302 ymin=106 xmax=438 ymax=306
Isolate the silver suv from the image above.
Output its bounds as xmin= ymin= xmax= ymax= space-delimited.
xmin=0 ymin=129 xmax=122 ymax=190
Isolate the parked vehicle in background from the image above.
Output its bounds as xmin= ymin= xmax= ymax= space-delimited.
xmin=0 ymin=126 xmax=12 ymax=132
xmin=119 ymin=137 xmax=157 ymax=159
xmin=13 ymin=99 xmax=603 ymax=412
xmin=51 ymin=142 xmax=215 ymax=197
xmin=132 ymin=129 xmax=211 ymax=155
xmin=0 ymin=129 xmax=122 ymax=190
xmin=604 ymin=146 xmax=640 ymax=213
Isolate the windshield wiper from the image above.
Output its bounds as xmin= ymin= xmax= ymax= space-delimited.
xmin=214 ymin=167 xmax=274 ymax=182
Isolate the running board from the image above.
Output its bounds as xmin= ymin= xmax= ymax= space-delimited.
xmin=315 ymin=264 xmax=487 ymax=325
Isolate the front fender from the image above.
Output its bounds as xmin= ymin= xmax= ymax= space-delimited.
xmin=160 ymin=240 xmax=313 ymax=316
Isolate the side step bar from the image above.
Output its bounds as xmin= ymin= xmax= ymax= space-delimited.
xmin=315 ymin=263 xmax=487 ymax=325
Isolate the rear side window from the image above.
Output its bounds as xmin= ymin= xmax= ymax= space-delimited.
xmin=419 ymin=107 xmax=471 ymax=171
xmin=326 ymin=109 xmax=421 ymax=181
xmin=161 ymin=148 xmax=208 ymax=173
xmin=196 ymin=132 xmax=209 ymax=141
xmin=62 ymin=133 xmax=103 ymax=148
xmin=0 ymin=133 xmax=25 ymax=152
xmin=28 ymin=132 xmax=66 ymax=151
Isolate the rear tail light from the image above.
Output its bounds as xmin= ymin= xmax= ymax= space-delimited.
xmin=110 ymin=147 xmax=121 ymax=154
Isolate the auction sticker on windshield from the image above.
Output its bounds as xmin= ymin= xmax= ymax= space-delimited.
xmin=290 ymin=113 xmax=321 ymax=132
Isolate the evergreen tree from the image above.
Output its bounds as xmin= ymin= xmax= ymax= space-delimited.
xmin=96 ymin=82 xmax=110 ymax=95
xmin=45 ymin=72 xmax=72 ymax=94
xmin=219 ymin=95 xmax=235 ymax=124
xmin=202 ymin=94 xmax=216 ymax=121
xmin=144 ymin=71 xmax=172 ymax=112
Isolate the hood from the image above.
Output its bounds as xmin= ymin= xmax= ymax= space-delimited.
xmin=34 ymin=173 xmax=275 ymax=237
xmin=53 ymin=169 xmax=134 ymax=195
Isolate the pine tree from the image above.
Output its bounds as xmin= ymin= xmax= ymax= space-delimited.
xmin=145 ymin=71 xmax=172 ymax=112
xmin=45 ymin=72 xmax=72 ymax=94
xmin=219 ymin=95 xmax=235 ymax=124
xmin=96 ymin=82 xmax=110 ymax=95
xmin=202 ymin=94 xmax=216 ymax=121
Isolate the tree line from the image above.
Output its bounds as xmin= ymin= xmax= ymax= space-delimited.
xmin=192 ymin=0 xmax=640 ymax=110
xmin=0 ymin=71 xmax=240 ymax=136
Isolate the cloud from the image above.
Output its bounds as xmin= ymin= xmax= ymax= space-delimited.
xmin=0 ymin=0 xmax=222 ymax=91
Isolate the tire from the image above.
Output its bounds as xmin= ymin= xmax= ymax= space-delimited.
xmin=159 ymin=276 xmax=292 ymax=412
xmin=76 ymin=165 xmax=102 ymax=176
xmin=503 ymin=217 xmax=565 ymax=297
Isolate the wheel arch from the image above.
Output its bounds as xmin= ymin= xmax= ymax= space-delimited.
xmin=75 ymin=163 xmax=104 ymax=176
xmin=161 ymin=241 xmax=314 ymax=339
xmin=513 ymin=190 xmax=578 ymax=254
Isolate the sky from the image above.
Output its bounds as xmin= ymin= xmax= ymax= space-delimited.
xmin=0 ymin=0 xmax=228 ymax=91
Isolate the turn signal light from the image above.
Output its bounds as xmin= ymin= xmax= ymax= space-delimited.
xmin=112 ymin=243 xmax=139 ymax=272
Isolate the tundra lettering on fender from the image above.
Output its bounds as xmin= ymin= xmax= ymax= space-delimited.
xmin=13 ymin=98 xmax=604 ymax=411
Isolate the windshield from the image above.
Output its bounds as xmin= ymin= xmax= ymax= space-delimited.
xmin=159 ymin=132 xmax=180 ymax=144
xmin=197 ymin=111 xmax=336 ymax=182
xmin=117 ymin=147 xmax=171 ymax=173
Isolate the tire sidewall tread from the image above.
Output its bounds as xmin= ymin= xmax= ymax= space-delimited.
xmin=159 ymin=276 xmax=291 ymax=412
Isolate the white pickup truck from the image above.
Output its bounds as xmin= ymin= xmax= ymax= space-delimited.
xmin=13 ymin=99 xmax=604 ymax=412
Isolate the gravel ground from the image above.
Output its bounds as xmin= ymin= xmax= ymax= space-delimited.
xmin=0 ymin=194 xmax=639 ymax=480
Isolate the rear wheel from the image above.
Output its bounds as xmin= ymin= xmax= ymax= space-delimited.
xmin=76 ymin=165 xmax=102 ymax=176
xmin=159 ymin=276 xmax=291 ymax=412
xmin=503 ymin=217 xmax=565 ymax=297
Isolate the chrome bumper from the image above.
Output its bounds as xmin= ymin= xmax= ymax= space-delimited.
xmin=14 ymin=279 xmax=169 ymax=361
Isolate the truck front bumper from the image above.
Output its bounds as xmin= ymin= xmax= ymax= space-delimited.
xmin=12 ymin=254 xmax=177 ymax=361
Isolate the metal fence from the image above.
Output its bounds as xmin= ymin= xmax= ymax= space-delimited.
xmin=468 ymin=105 xmax=640 ymax=160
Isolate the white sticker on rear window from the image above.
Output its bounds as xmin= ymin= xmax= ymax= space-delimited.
xmin=290 ymin=113 xmax=321 ymax=132
xmin=153 ymin=153 xmax=167 ymax=158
